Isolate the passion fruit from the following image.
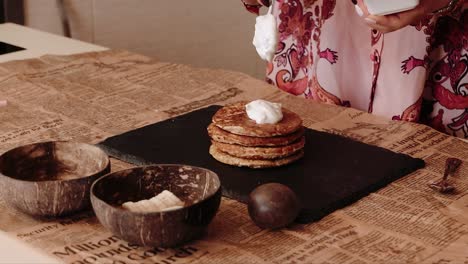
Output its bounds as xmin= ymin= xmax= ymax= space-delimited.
xmin=248 ymin=183 xmax=301 ymax=229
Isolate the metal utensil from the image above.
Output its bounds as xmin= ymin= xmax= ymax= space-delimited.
xmin=429 ymin=158 xmax=462 ymax=193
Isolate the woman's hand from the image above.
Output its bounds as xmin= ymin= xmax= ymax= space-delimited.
xmin=242 ymin=0 xmax=270 ymax=7
xmin=241 ymin=0 xmax=270 ymax=15
xmin=353 ymin=0 xmax=452 ymax=33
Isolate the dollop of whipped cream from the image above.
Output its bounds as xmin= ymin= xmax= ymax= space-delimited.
xmin=252 ymin=6 xmax=278 ymax=62
xmin=246 ymin=100 xmax=283 ymax=124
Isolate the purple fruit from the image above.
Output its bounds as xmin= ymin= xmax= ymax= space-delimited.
xmin=248 ymin=183 xmax=301 ymax=229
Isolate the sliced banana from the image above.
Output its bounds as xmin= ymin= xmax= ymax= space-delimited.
xmin=122 ymin=190 xmax=184 ymax=213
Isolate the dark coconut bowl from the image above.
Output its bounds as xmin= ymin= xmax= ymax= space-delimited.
xmin=90 ymin=165 xmax=222 ymax=248
xmin=0 ymin=141 xmax=110 ymax=217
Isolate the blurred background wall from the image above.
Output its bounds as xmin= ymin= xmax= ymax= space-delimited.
xmin=22 ymin=0 xmax=266 ymax=79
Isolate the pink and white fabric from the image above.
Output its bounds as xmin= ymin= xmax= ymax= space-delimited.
xmin=247 ymin=0 xmax=468 ymax=138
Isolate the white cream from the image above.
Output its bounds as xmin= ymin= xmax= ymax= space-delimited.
xmin=246 ymin=100 xmax=283 ymax=124
xmin=252 ymin=6 xmax=278 ymax=62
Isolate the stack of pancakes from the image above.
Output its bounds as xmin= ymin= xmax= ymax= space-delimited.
xmin=208 ymin=102 xmax=305 ymax=168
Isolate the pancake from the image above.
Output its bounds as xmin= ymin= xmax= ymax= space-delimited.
xmin=209 ymin=145 xmax=304 ymax=168
xmin=212 ymin=137 xmax=305 ymax=160
xmin=207 ymin=123 xmax=304 ymax=147
xmin=212 ymin=102 xmax=302 ymax=137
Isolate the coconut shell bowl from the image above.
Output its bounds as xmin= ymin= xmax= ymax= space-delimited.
xmin=0 ymin=141 xmax=110 ymax=217
xmin=90 ymin=164 xmax=221 ymax=248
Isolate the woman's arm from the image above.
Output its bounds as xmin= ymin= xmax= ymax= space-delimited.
xmin=353 ymin=0 xmax=465 ymax=33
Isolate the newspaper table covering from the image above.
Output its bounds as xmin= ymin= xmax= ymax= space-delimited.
xmin=0 ymin=50 xmax=467 ymax=264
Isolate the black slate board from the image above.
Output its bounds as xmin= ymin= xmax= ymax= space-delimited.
xmin=99 ymin=105 xmax=425 ymax=223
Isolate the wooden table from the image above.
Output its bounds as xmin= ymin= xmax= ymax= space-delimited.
xmin=0 ymin=22 xmax=104 ymax=264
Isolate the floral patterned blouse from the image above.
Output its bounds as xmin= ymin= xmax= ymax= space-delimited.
xmin=244 ymin=0 xmax=468 ymax=139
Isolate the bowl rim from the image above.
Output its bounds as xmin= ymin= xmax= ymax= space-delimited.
xmin=0 ymin=140 xmax=110 ymax=183
xmin=90 ymin=164 xmax=222 ymax=215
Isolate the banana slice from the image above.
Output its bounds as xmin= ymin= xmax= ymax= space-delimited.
xmin=122 ymin=190 xmax=184 ymax=213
